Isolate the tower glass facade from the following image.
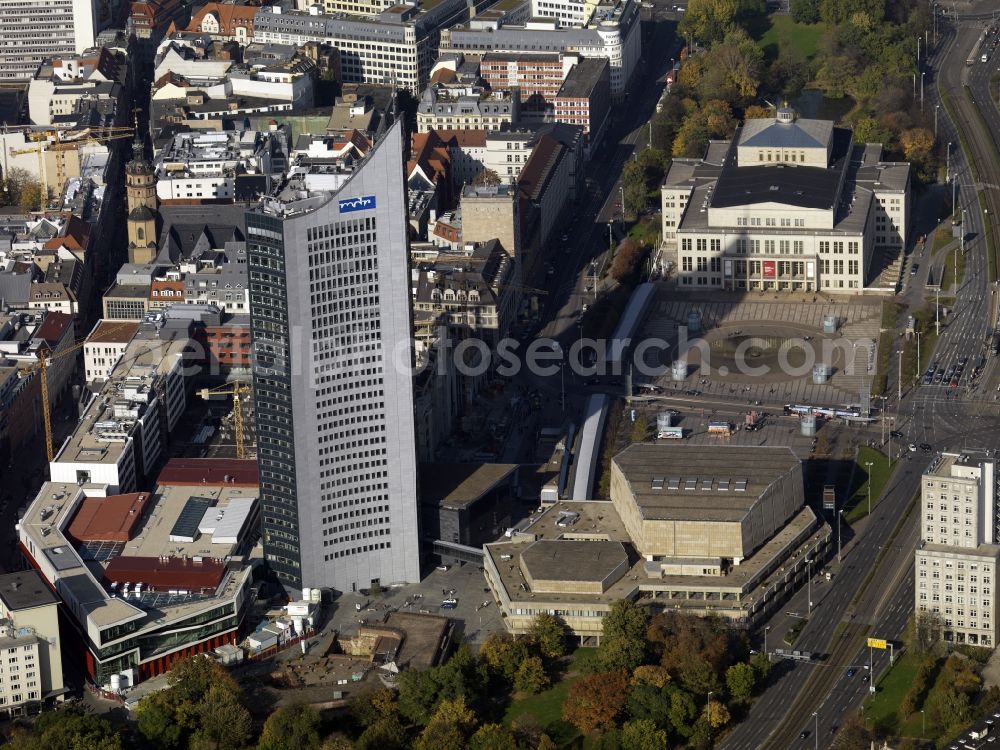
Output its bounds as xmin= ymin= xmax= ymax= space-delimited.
xmin=247 ymin=121 xmax=420 ymax=592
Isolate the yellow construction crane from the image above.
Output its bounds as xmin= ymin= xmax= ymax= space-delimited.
xmin=8 ymin=128 xmax=135 ymax=201
xmin=197 ymin=383 xmax=253 ymax=459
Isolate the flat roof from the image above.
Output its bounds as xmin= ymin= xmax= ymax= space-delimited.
xmin=104 ymin=556 xmax=227 ymax=591
xmin=156 ymin=458 xmax=260 ymax=487
xmin=558 ymin=57 xmax=607 ymax=98
xmin=384 ymin=611 xmax=450 ymax=670
xmin=710 ymin=127 xmax=853 ymax=210
xmin=612 ymin=444 xmax=800 ymax=522
xmin=0 ymin=571 xmax=58 ymax=611
xmin=419 ymin=463 xmax=519 ymax=509
xmin=67 ymin=492 xmax=151 ymax=543
xmin=87 ymin=320 xmax=140 ymax=345
xmin=521 ymin=539 xmax=628 ymax=583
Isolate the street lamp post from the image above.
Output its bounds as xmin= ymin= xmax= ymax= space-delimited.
xmin=865 ymin=461 xmax=874 ymax=515
xmin=936 ymin=284 xmax=940 ymax=334
xmin=806 ymin=558 xmax=813 ymax=614
xmin=916 ymin=331 xmax=921 ymax=383
xmin=935 ymin=104 xmax=940 ymax=139
xmin=707 ymin=691 xmax=714 ymax=748
xmin=921 ymin=71 xmax=925 ymax=111
xmin=921 ymin=709 xmax=926 ymax=736
xmin=620 ymin=185 xmax=625 ymax=226
xmin=837 ymin=509 xmax=844 ymax=562
xmin=764 ymin=625 xmax=771 ymax=661
xmin=560 ymin=362 xmax=565 ymax=413
xmin=897 ymin=349 xmax=904 ymax=400
xmin=947 ymin=143 xmax=951 ymax=184
xmin=813 ymin=712 xmax=819 ymax=750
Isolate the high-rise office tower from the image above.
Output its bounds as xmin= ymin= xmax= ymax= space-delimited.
xmin=0 ymin=0 xmax=105 ymax=82
xmin=247 ymin=120 xmax=420 ymax=592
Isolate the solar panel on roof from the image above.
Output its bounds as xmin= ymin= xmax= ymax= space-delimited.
xmin=169 ymin=497 xmax=214 ymax=542
xmin=667 ymin=478 xmax=680 ymax=490
xmin=734 ymin=479 xmax=748 ymax=492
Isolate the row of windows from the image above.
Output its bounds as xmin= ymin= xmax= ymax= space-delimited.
xmin=324 ymin=541 xmax=391 ymax=560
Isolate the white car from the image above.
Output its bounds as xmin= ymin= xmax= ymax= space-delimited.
xmin=908 ymin=443 xmax=917 ymax=452
xmin=436 ymin=564 xmax=450 ymax=571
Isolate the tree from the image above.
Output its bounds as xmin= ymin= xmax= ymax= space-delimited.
xmin=698 ymin=29 xmax=764 ymax=104
xmin=18 ymin=180 xmax=45 ymax=212
xmin=350 ymin=686 xmax=399 ymax=728
xmin=631 ymin=664 xmax=671 ymax=688
xmin=136 ymin=691 xmax=184 ymax=750
xmin=667 ymin=688 xmax=699 ymax=738
xmin=626 ymin=682 xmax=673 ymax=729
xmin=529 ymin=613 xmax=569 ymax=660
xmin=414 ymin=696 xmax=479 ymax=750
xmin=677 ymin=655 xmax=720 ymax=695
xmin=702 ymin=698 xmax=730 ymax=729
xmin=725 ymin=662 xmax=757 ymax=704
xmin=598 ymin=600 xmax=649 ymax=673
xmin=789 ymin=0 xmax=820 ymax=22
xmin=514 ymin=655 xmax=550 ymax=694
xmin=469 ymin=724 xmax=519 ymax=750
xmin=610 ymin=238 xmax=647 ymax=285
xmin=621 ymin=160 xmax=649 ymax=217
xmin=257 ymin=703 xmax=322 ymax=750
xmin=480 ymin=632 xmax=529 ymax=680
xmin=620 ymin=719 xmax=671 ymax=750
xmin=630 ymin=415 xmax=652 ymax=443
xmin=680 ymin=0 xmax=739 ymax=44
xmin=743 ymin=104 xmax=772 ymax=120
xmin=397 ymin=666 xmax=443 ymax=725
xmin=0 ymin=167 xmax=40 ymax=210
xmin=320 ymin=736 xmax=354 ymax=750
xmin=8 ymin=705 xmax=123 ymax=750
xmin=833 ymin=714 xmax=875 ymax=750
xmin=190 ymin=683 xmax=253 ymax=750
xmin=355 ymin=715 xmax=408 ymax=750
xmin=852 ymin=116 xmax=893 ymax=145
xmin=562 ymin=672 xmax=629 ymax=734
xmin=473 ymin=169 xmax=502 ymax=186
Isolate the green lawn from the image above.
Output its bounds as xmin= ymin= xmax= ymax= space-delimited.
xmin=864 ymin=652 xmax=922 ymax=735
xmin=503 ymin=647 xmax=598 ymax=745
xmin=844 ymin=447 xmax=893 ymax=523
xmin=750 ymin=15 xmax=827 ymax=60
xmin=930 ymin=226 xmax=952 ymax=256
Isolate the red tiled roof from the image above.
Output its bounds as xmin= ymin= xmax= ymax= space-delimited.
xmin=67 ymin=493 xmax=151 ymax=544
xmin=156 ymin=458 xmax=259 ymax=488
xmin=103 ymin=555 xmax=226 ymax=590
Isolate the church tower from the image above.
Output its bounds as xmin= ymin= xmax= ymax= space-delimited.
xmin=126 ymin=138 xmax=158 ymax=264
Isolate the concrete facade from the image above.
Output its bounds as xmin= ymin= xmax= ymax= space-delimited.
xmin=247 ymin=119 xmax=420 ymax=593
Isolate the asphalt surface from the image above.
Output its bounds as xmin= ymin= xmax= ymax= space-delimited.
xmin=723 ymin=8 xmax=1000 ymax=747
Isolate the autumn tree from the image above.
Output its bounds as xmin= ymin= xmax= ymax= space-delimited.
xmin=620 ymin=719 xmax=671 ymax=750
xmin=414 ymin=695 xmax=479 ymax=750
xmin=8 ymin=705 xmax=122 ymax=750
xmin=790 ymin=0 xmax=820 ymax=22
xmin=679 ymin=0 xmax=739 ymax=44
xmin=702 ymin=697 xmax=731 ymax=729
xmin=631 ymin=664 xmax=671 ymax=688
xmin=610 ymin=238 xmax=647 ymax=285
xmin=469 ymin=723 xmax=519 ymax=750
xmin=189 ymin=683 xmax=253 ymax=750
xmin=514 ymin=655 xmax=550 ymax=694
xmin=479 ymin=632 xmax=530 ymax=680
xmin=625 ymin=681 xmax=673 ymax=730
xmin=350 ymin=686 xmax=400 ymax=729
xmin=320 ymin=736 xmax=354 ymax=750
xmin=900 ymin=127 xmax=936 ymax=180
xmin=698 ymin=29 xmax=764 ymax=105
xmin=529 ymin=612 xmax=569 ymax=660
xmin=743 ymin=104 xmax=772 ymax=120
xmin=257 ymin=703 xmax=322 ymax=750
xmin=562 ymin=672 xmax=629 ymax=734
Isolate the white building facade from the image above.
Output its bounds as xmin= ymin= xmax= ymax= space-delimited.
xmin=662 ymin=109 xmax=910 ymax=292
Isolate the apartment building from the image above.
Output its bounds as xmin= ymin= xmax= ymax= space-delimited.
xmin=83 ymin=320 xmax=140 ymax=384
xmin=27 ymin=47 xmax=127 ymax=127
xmin=662 ymin=108 xmax=910 ymax=292
xmin=416 ymin=83 xmax=519 ymax=133
xmin=0 ymin=571 xmax=65 ymax=715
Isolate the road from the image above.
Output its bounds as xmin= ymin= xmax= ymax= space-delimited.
xmin=724 ymin=9 xmax=1000 ymax=748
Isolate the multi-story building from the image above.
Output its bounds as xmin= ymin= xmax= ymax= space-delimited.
xmin=530 ymin=0 xmax=595 ymax=26
xmin=440 ymin=0 xmax=640 ymax=102
xmin=553 ymin=57 xmax=610 ymax=155
xmin=0 ymin=0 xmax=108 ymax=82
xmin=154 ymin=130 xmax=289 ymax=204
xmin=27 ymin=47 xmax=127 ymax=127
xmin=49 ymin=323 xmax=191 ymax=493
xmin=416 ymin=83 xmax=519 ymax=133
xmin=184 ymin=2 xmax=257 ymax=43
xmin=18 ymin=458 xmax=261 ymax=688
xmin=247 ymin=118 xmax=420 ymax=593
xmin=916 ymin=452 xmax=1000 ymax=647
xmin=83 ymin=320 xmax=140 ymax=384
xmin=662 ymin=108 xmax=910 ymax=292
xmin=479 ymin=52 xmax=568 ymax=120
xmin=252 ymin=0 xmax=475 ymax=94
xmin=0 ymin=571 xmax=65 ymax=715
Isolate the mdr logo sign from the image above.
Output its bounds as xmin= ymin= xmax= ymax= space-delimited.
xmin=338 ymin=195 xmax=377 ymax=213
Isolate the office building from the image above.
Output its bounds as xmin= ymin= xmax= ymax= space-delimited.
xmin=18 ymin=459 xmax=260 ymax=688
xmin=0 ymin=0 xmax=108 ymax=82
xmin=916 ymin=452 xmax=1000 ymax=647
xmin=0 ymin=571 xmax=65 ymax=715
xmin=661 ymin=107 xmax=910 ymax=292
xmin=247 ymin=118 xmax=420 ymax=593
xmin=440 ymin=0 xmax=640 ymax=102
